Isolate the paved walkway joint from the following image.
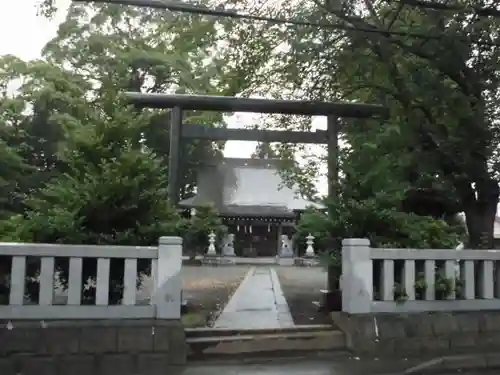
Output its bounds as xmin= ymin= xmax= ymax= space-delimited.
xmin=213 ymin=267 xmax=294 ymax=329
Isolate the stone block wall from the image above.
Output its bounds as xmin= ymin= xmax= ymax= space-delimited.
xmin=0 ymin=319 xmax=185 ymax=375
xmin=331 ymin=311 xmax=500 ymax=358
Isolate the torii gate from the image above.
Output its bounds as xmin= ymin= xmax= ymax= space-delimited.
xmin=72 ymin=0 xmax=389 ymax=310
xmin=125 ymin=92 xmax=386 ymax=206
xmin=129 ymin=92 xmax=386 ymax=310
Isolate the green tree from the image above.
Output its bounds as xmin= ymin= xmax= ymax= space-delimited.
xmin=0 ymin=2 xmax=230 ymax=219
xmin=35 ymin=0 xmax=493 ymax=249
xmin=215 ymin=0 xmax=500 ymax=248
xmin=251 ymin=142 xmax=278 ymax=159
xmin=38 ymin=0 xmax=58 ymax=18
xmin=331 ymin=2 xmax=500 ymax=248
xmin=294 ymin=208 xmax=334 ymax=257
xmin=0 ymin=55 xmax=92 ymax=215
xmin=179 ymin=203 xmax=227 ymax=260
xmin=42 ymin=2 xmax=229 ymax=197
xmin=15 ymin=107 xmax=182 ymax=245
xmin=1 ymin=0 xmax=250 ymax=301
xmin=2 ymin=105 xmax=184 ymax=302
xmin=0 ymin=139 xmax=28 ymax=219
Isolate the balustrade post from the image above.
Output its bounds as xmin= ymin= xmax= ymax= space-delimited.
xmin=341 ymin=238 xmax=372 ymax=314
xmin=153 ymin=236 xmax=183 ymax=319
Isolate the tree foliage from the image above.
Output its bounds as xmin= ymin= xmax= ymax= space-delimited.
xmin=294 ymin=208 xmax=334 ymax=257
xmin=0 ymin=1 xmax=236 ymax=301
xmin=0 ymin=139 xmax=29 ymax=220
xmin=296 ymin=197 xmax=464 ymax=264
xmin=11 ymin=109 xmax=183 ymax=245
xmin=26 ymin=0 xmax=500 ymax=253
xmin=331 ymin=1 xmax=500 ymax=248
xmin=179 ymin=203 xmax=227 ymax=259
xmin=214 ymin=0 xmax=500 ymax=248
xmin=1 ymin=2 xmax=230 ymax=240
xmin=251 ymin=142 xmax=278 ymax=159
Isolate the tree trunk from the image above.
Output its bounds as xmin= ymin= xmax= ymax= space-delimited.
xmin=464 ymin=179 xmax=499 ymax=249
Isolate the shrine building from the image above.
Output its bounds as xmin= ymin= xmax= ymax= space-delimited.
xmin=178 ymin=158 xmax=323 ymax=257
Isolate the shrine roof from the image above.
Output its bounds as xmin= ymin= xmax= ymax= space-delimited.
xmin=178 ymin=157 xmax=324 ymax=216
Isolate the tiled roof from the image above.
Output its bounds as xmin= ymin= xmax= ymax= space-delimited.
xmin=178 ymin=158 xmax=323 ymax=216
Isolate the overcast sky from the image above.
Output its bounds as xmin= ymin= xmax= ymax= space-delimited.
xmin=0 ymin=0 xmax=327 ymax=194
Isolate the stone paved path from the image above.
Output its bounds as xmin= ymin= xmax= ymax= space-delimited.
xmin=213 ymin=267 xmax=294 ymax=329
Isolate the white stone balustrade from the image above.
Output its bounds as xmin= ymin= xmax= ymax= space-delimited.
xmin=0 ymin=237 xmax=183 ymax=320
xmin=342 ymin=238 xmax=500 ymax=314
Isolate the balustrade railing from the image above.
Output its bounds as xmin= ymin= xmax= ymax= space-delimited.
xmin=0 ymin=237 xmax=182 ymax=320
xmin=341 ymin=238 xmax=500 ymax=314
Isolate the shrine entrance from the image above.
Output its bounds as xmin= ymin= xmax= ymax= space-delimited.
xmin=77 ymin=0 xmax=390 ymax=350
xmin=126 ymin=92 xmax=386 ymax=302
xmin=231 ymin=222 xmax=279 ymax=257
xmin=75 ymin=0 xmax=388 ymax=309
xmin=227 ymin=220 xmax=295 ymax=257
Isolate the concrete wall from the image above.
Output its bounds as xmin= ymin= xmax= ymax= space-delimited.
xmin=0 ymin=319 xmax=185 ymax=375
xmin=332 ymin=310 xmax=500 ymax=360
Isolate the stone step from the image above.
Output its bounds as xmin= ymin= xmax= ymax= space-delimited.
xmin=398 ymin=354 xmax=500 ymax=375
xmin=186 ymin=329 xmax=345 ymax=360
xmin=185 ymin=324 xmax=335 ymax=338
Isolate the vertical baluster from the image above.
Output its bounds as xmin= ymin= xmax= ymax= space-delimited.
xmin=9 ymin=256 xmax=26 ymax=305
xmin=67 ymin=257 xmax=83 ymax=305
xmin=150 ymin=258 xmax=158 ymax=305
xmin=464 ymin=260 xmax=475 ymax=300
xmin=123 ymin=258 xmax=138 ymax=305
xmin=381 ymin=259 xmax=394 ymax=301
xmin=39 ymin=257 xmax=55 ymax=305
xmin=424 ymin=260 xmax=435 ymax=301
xmin=455 ymin=260 xmax=462 ymax=299
xmin=403 ymin=260 xmax=416 ymax=300
xmin=373 ymin=260 xmax=381 ymax=300
xmin=480 ymin=260 xmax=494 ymax=299
xmin=96 ymin=258 xmax=110 ymax=305
xmin=444 ymin=260 xmax=456 ymax=299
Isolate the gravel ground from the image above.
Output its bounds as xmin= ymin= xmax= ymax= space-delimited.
xmin=276 ymin=266 xmax=332 ymax=326
xmin=181 ymin=265 xmax=250 ymax=327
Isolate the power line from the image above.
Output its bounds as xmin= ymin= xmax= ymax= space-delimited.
xmin=73 ymin=0 xmax=500 ymax=46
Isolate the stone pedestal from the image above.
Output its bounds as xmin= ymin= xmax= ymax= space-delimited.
xmin=278 ymin=257 xmax=294 ymax=266
xmin=279 ymin=245 xmax=293 ymax=258
xmin=277 ymin=235 xmax=294 ymax=266
xmin=278 ymin=235 xmax=294 ymax=257
xmin=222 ymin=233 xmax=235 ymax=257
